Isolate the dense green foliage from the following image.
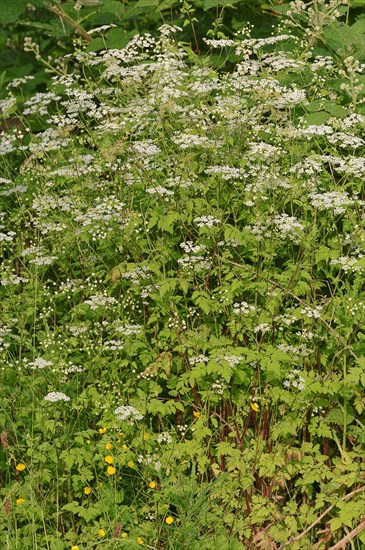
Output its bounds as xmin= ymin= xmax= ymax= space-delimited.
xmin=0 ymin=0 xmax=267 ymax=94
xmin=0 ymin=0 xmax=364 ymax=96
xmin=1 ymin=1 xmax=365 ymax=548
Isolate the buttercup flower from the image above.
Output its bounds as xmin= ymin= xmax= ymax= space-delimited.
xmin=250 ymin=403 xmax=259 ymax=412
xmin=127 ymin=460 xmax=134 ymax=468
xmin=16 ymin=463 xmax=26 ymax=471
xmin=98 ymin=427 xmax=107 ymax=434
xmin=98 ymin=529 xmax=105 ymax=537
xmin=149 ymin=481 xmax=156 ymax=489
xmin=16 ymin=498 xmax=25 ymax=505
xmin=105 ymin=442 xmax=112 ymax=450
xmin=165 ymin=516 xmax=174 ymax=524
xmin=137 ymin=537 xmax=144 ymax=545
xmin=71 ymin=546 xmax=79 ymax=550
xmin=104 ymin=455 xmax=113 ymax=464
xmin=107 ymin=466 xmax=116 ymax=475
xmin=84 ymin=487 xmax=92 ymax=495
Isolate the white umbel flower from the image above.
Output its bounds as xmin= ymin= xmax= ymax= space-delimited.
xmin=114 ymin=405 xmax=143 ymax=423
xmin=44 ymin=392 xmax=70 ymax=402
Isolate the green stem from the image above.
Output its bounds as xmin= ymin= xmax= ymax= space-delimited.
xmin=343 ymin=354 xmax=347 ymax=451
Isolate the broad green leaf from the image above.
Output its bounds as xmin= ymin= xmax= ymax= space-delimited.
xmin=302 ymin=111 xmax=332 ymax=126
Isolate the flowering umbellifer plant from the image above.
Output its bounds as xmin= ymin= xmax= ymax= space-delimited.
xmin=0 ymin=10 xmax=365 ymax=550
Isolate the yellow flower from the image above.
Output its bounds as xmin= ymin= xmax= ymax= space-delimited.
xmin=86 ymin=439 xmax=91 ymax=445
xmin=16 ymin=463 xmax=26 ymax=471
xmin=193 ymin=411 xmax=200 ymax=418
xmin=104 ymin=455 xmax=114 ymax=464
xmin=250 ymin=403 xmax=259 ymax=412
xmin=165 ymin=516 xmax=174 ymax=525
xmin=149 ymin=481 xmax=156 ymax=489
xmin=98 ymin=529 xmax=105 ymax=537
xmin=16 ymin=498 xmax=25 ymax=505
xmin=143 ymin=433 xmax=151 ymax=440
xmin=98 ymin=427 xmax=107 ymax=434
xmin=137 ymin=536 xmax=144 ymax=545
xmin=127 ymin=460 xmax=134 ymax=468
xmin=105 ymin=442 xmax=112 ymax=450
xmin=122 ymin=444 xmax=128 ymax=450
xmin=107 ymin=466 xmax=116 ymax=475
xmin=71 ymin=546 xmax=79 ymax=550
xmin=121 ymin=532 xmax=128 ymax=538
xmin=84 ymin=487 xmax=92 ymax=495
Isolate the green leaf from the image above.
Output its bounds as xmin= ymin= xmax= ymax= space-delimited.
xmin=105 ymin=27 xmax=130 ymax=49
xmin=204 ymin=0 xmax=241 ymax=9
xmin=324 ymin=22 xmax=365 ymax=60
xmin=159 ymin=278 xmax=177 ymax=298
xmin=307 ymin=100 xmax=348 ymax=118
xmin=314 ymin=246 xmax=331 ymax=264
xmin=302 ymin=112 xmax=332 ymax=126
xmin=0 ymin=0 xmax=44 ymax=24
xmin=329 ymin=517 xmax=343 ymax=532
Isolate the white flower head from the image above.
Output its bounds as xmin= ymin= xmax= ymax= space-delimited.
xmin=114 ymin=405 xmax=143 ymax=423
xmin=44 ymin=392 xmax=70 ymax=402
xmin=27 ymin=358 xmax=53 ymax=369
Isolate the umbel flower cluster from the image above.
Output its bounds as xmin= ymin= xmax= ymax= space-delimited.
xmin=0 ymin=18 xmax=365 ymax=549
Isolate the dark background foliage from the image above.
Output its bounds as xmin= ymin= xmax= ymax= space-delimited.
xmin=1 ymin=0 xmax=364 ymax=100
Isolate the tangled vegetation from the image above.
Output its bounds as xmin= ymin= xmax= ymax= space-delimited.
xmin=1 ymin=1 xmax=365 ymax=548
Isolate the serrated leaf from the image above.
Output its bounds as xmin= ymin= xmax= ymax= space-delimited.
xmin=315 ymin=246 xmax=331 ymax=263
xmin=326 ymin=407 xmax=344 ymax=425
xmin=329 ymin=517 xmax=343 ymax=532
